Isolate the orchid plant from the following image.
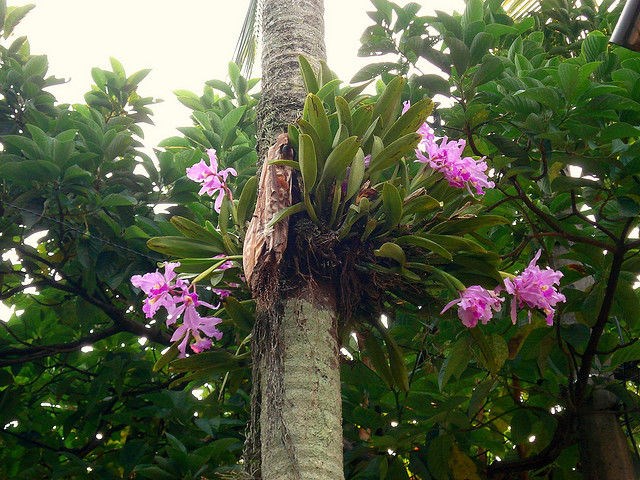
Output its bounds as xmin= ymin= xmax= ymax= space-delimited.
xmin=131 ymin=58 xmax=566 ymax=360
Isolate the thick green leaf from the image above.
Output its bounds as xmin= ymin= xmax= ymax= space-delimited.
xmin=381 ymin=182 xmax=402 ymax=229
xmin=223 ymin=297 xmax=254 ymax=333
xmin=396 ymin=235 xmax=452 ymax=261
xmin=265 ymin=202 xmax=305 ymax=229
xmin=471 ymin=55 xmax=504 ymax=87
xmin=3 ymin=4 xmax=34 ymax=39
xmin=170 ymin=216 xmax=226 ymax=249
xmin=372 ymin=76 xmax=405 ymax=131
xmin=345 ymin=149 xmax=365 ymax=201
xmin=237 ymin=176 xmax=258 ymax=224
xmin=445 ymin=36 xmax=470 ymax=74
xmin=468 ymin=377 xmax=495 ymax=418
xmin=101 ymin=193 xmax=136 ymax=207
xmin=470 ymin=329 xmax=509 ymax=374
xmin=383 ymin=97 xmax=433 ymax=144
xmin=439 ymin=337 xmax=469 ymax=390
xmin=363 ymin=333 xmax=394 ymax=388
xmin=378 ymin=326 xmax=409 ymax=392
xmin=374 ymin=242 xmax=406 ymax=265
xmin=369 ymin=132 xmax=421 ymax=174
xmin=319 ymin=135 xmax=360 ymax=185
xmin=147 ymin=236 xmax=224 ymax=257
xmin=351 ymin=62 xmax=398 ymax=83
xmin=335 ymin=96 xmax=353 ymax=133
xmin=610 ymin=342 xmax=640 ymax=369
xmin=302 ymin=93 xmax=332 ymax=160
xmin=299 ymin=55 xmax=319 ymax=94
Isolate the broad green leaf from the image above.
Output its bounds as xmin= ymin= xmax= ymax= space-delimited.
xmin=205 ymin=79 xmax=235 ymax=97
xmin=396 ymin=235 xmax=452 ymax=261
xmin=372 ymin=76 xmax=405 ymax=131
xmin=170 ymin=216 xmax=226 ymax=249
xmin=582 ymin=31 xmax=608 ymax=62
xmin=237 ymin=176 xmax=258 ymax=224
xmin=374 ymin=242 xmax=406 ymax=265
xmin=153 ymin=344 xmax=180 ymax=372
xmin=345 ymin=148 xmax=365 ymax=201
xmin=469 ymin=32 xmax=493 ymax=65
xmin=610 ymin=342 xmax=640 ymax=369
xmin=302 ymin=93 xmax=332 ymax=160
xmin=363 ymin=333 xmax=394 ymax=388
xmin=222 ymin=106 xmax=247 ymax=136
xmin=468 ymin=377 xmax=495 ymax=418
xmin=470 ymin=330 xmax=509 ymax=374
xmin=147 ymin=236 xmax=224 ymax=257
xmin=383 ymin=97 xmax=433 ymax=144
xmin=319 ymin=135 xmax=360 ymax=185
xmin=335 ymin=96 xmax=353 ymax=133
xmin=126 ymin=68 xmax=152 ymax=87
xmin=403 ymin=195 xmax=442 ymax=217
xmin=316 ymin=78 xmax=341 ymax=102
xmin=298 ymin=133 xmax=317 ymax=192
xmin=449 ymin=444 xmax=482 ymax=480
xmin=265 ymin=202 xmax=305 ymax=229
xmin=471 ymin=55 xmax=504 ymax=87
xmin=387 ymin=337 xmax=409 ymax=392
xmin=299 ymin=55 xmax=319 ymax=93
xmin=101 ymin=193 xmax=136 ymax=207
xmin=223 ymin=297 xmax=254 ymax=333
xmin=3 ymin=4 xmax=34 ymax=39
xmin=381 ymin=182 xmax=402 ymax=229
xmin=439 ymin=337 xmax=470 ymax=390
xmin=369 ymin=132 xmax=421 ymax=174
xmin=23 ymin=54 xmax=48 ymax=78
xmin=297 ymin=118 xmax=324 ymax=168
xmin=431 ymin=215 xmax=508 ymax=234
xmin=319 ymin=60 xmax=335 ymax=85
xmin=0 ymin=0 xmax=6 ymax=32
xmin=351 ymin=62 xmax=398 ymax=83
xmin=378 ymin=326 xmax=409 ymax=392
xmin=445 ymin=36 xmax=470 ymax=74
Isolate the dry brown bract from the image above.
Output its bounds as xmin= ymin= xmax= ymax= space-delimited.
xmin=243 ymin=133 xmax=293 ymax=296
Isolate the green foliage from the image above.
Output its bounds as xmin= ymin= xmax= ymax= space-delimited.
xmin=0 ymin=6 xmax=251 ymax=478
xmin=351 ymin=0 xmax=640 ymax=477
xmin=4 ymin=1 xmax=640 ymax=479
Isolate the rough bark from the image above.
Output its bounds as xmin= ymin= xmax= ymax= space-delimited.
xmin=259 ymin=283 xmax=343 ymax=480
xmin=244 ymin=1 xmax=343 ymax=479
xmin=578 ymin=389 xmax=636 ymax=480
xmin=256 ymin=0 xmax=326 ymax=158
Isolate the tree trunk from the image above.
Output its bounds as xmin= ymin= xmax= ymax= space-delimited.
xmin=258 ymin=282 xmax=343 ymax=480
xmin=244 ymin=1 xmax=344 ymax=479
xmin=256 ymin=0 xmax=326 ymax=157
xmin=578 ymin=389 xmax=636 ymax=480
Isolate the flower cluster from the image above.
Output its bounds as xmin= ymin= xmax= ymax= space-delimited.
xmin=404 ymin=101 xmax=494 ymax=195
xmin=443 ymin=251 xmax=565 ymax=328
xmin=441 ymin=285 xmax=504 ymax=328
xmin=504 ymin=250 xmax=566 ymax=325
xmin=186 ymin=149 xmax=237 ymax=212
xmin=131 ymin=262 xmax=223 ymax=357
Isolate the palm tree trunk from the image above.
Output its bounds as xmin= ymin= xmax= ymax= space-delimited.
xmin=256 ymin=0 xmax=326 ymax=157
xmin=244 ymin=1 xmax=344 ymax=479
xmin=578 ymin=389 xmax=636 ymax=480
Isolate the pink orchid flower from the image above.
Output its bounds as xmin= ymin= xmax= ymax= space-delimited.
xmin=170 ymin=301 xmax=223 ymax=357
xmin=504 ymin=250 xmax=566 ymax=325
xmin=186 ymin=149 xmax=237 ymax=212
xmin=441 ymin=285 xmax=505 ymax=328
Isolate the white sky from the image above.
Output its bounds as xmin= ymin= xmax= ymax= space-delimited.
xmin=18 ymin=0 xmax=463 ymax=146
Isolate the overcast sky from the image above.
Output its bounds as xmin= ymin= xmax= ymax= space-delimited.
xmin=19 ymin=0 xmax=463 ymax=145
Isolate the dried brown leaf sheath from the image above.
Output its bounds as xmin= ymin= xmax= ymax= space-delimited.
xmin=243 ymin=133 xmax=293 ymax=293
